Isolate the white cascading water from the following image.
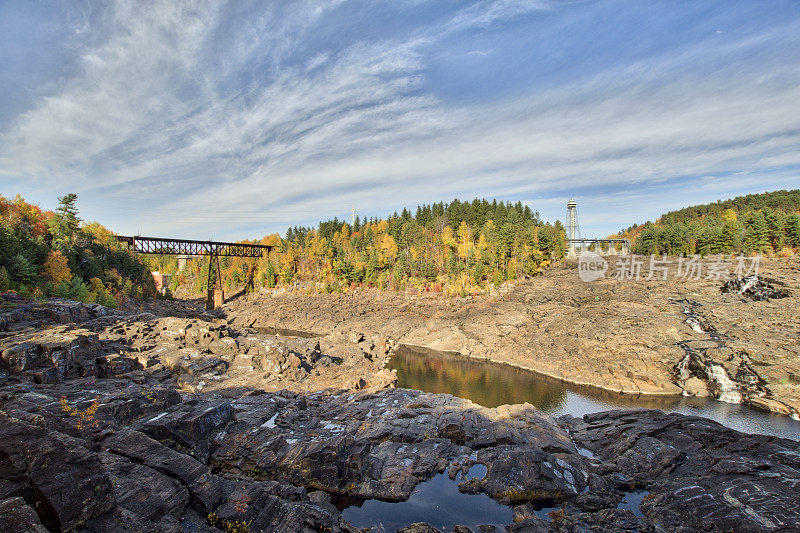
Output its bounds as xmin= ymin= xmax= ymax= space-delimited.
xmin=707 ymin=364 xmax=742 ymax=403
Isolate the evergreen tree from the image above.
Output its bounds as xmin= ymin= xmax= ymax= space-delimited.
xmin=785 ymin=214 xmax=800 ymax=247
xmin=719 ymin=220 xmax=740 ymax=252
xmin=744 ymin=213 xmax=769 ymax=252
xmin=51 ymin=193 xmax=81 ymax=247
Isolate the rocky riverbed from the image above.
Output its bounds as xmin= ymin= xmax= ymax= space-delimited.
xmin=2 ymin=295 xmax=800 ymax=531
xmin=224 ymin=259 xmax=800 ymax=418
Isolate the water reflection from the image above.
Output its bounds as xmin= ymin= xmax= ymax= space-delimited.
xmin=390 ymin=345 xmax=568 ymax=411
xmin=339 ymin=472 xmax=512 ymax=532
xmin=390 ymin=345 xmax=800 ymax=441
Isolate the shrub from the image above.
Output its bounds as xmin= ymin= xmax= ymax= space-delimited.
xmin=87 ymin=277 xmax=117 ymax=307
xmin=68 ymin=277 xmax=90 ymax=302
xmin=491 ymin=269 xmax=504 ymax=287
xmin=0 ymin=266 xmax=9 ymax=292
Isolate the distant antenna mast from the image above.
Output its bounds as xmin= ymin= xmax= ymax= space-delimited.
xmin=566 ymin=199 xmax=580 ymax=254
xmin=352 ymin=203 xmax=356 ymax=226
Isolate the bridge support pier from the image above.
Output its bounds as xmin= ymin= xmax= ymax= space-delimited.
xmin=206 ymin=253 xmax=224 ymax=310
xmin=177 ymin=255 xmax=189 ymax=272
xmin=206 ymin=289 xmax=224 ymax=309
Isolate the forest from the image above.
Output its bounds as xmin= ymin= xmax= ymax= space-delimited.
xmin=0 ymin=194 xmax=156 ymax=306
xmin=8 ymin=189 xmax=798 ymax=304
xmin=154 ymin=199 xmax=566 ymax=297
xmin=624 ymin=189 xmax=800 ymax=256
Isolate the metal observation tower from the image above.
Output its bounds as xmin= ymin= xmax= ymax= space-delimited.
xmin=564 ymin=199 xmax=630 ymax=258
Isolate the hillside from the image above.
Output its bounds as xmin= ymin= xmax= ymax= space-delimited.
xmin=152 ymin=198 xmax=567 ymax=297
xmin=0 ymin=194 xmax=156 ymax=306
xmin=622 ymin=189 xmax=800 ymax=255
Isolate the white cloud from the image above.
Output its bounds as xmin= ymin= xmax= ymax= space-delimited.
xmin=1 ymin=0 xmax=799 ymax=239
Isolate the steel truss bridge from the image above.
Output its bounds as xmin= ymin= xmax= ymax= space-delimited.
xmin=114 ymin=235 xmax=273 ymax=257
xmin=115 ymin=235 xmax=274 ymax=309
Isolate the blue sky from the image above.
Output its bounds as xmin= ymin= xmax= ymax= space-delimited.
xmin=1 ymin=0 xmax=799 ymax=239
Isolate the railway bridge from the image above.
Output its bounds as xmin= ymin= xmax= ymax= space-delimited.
xmin=114 ymin=235 xmax=274 ymax=309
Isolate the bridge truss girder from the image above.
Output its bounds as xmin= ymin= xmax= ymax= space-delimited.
xmin=115 ymin=235 xmax=274 ymax=309
xmin=114 ymin=235 xmax=273 ymax=257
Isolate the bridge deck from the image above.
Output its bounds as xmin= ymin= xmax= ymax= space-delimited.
xmin=115 ymin=235 xmax=274 ymax=257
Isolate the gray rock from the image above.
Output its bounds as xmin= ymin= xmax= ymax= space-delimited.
xmin=0 ymin=412 xmax=115 ymax=531
xmin=0 ymin=497 xmax=49 ymax=533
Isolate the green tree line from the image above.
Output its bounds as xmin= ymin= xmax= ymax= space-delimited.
xmin=626 ymin=190 xmax=800 ymax=255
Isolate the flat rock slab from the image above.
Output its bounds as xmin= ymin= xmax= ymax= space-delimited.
xmin=564 ymin=409 xmax=800 ymax=531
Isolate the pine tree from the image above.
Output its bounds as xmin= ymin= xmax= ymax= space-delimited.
xmin=785 ymin=214 xmax=800 ymax=247
xmin=719 ymin=221 xmax=740 ymax=252
xmin=744 ymin=213 xmax=769 ymax=252
xmin=51 ymin=193 xmax=81 ymax=246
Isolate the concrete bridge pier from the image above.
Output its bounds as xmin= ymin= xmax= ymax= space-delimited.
xmin=177 ymin=255 xmax=190 ymax=271
xmin=206 ymin=289 xmax=224 ymax=309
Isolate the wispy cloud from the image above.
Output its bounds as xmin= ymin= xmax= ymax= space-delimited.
xmin=1 ymin=0 xmax=799 ymax=238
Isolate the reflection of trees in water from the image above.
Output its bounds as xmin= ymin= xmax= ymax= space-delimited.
xmin=390 ymin=347 xmax=800 ymax=440
xmin=390 ymin=346 xmax=567 ymax=410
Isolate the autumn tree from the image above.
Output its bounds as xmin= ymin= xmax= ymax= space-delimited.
xmin=379 ymin=233 xmax=398 ymax=267
xmin=456 ymin=220 xmax=473 ymax=264
xmin=41 ymin=250 xmax=72 ymax=285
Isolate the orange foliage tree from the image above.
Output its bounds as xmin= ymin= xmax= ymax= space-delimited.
xmin=42 ymin=250 xmax=72 ymax=285
xmin=41 ymin=251 xmax=72 ymax=285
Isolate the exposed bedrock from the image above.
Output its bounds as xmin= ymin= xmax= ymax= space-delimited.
xmin=225 ymin=262 xmax=800 ymax=417
xmin=0 ymin=311 xmax=396 ymax=397
xmin=2 ymin=381 xmax=799 ymax=532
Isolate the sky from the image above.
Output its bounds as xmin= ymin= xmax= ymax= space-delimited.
xmin=1 ymin=0 xmax=799 ymax=240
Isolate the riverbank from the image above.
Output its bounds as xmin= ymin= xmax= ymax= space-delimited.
xmin=224 ymin=258 xmax=800 ymax=418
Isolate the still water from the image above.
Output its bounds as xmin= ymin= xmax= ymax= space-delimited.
xmin=389 ymin=344 xmax=800 ymax=441
xmin=339 ymin=468 xmax=512 ymax=532
xmin=341 ymin=344 xmax=800 ymax=531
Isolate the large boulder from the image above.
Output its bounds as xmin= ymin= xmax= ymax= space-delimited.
xmin=140 ymin=399 xmax=235 ymax=448
xmin=1 ymin=342 xmax=41 ymax=372
xmin=0 ymin=412 xmax=115 ymax=531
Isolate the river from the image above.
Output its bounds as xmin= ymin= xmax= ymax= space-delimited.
xmin=342 ymin=344 xmax=800 ymax=530
xmin=388 ymin=344 xmax=800 ymax=440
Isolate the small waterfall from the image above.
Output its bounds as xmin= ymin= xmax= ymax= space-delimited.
xmin=707 ymin=364 xmax=742 ymax=404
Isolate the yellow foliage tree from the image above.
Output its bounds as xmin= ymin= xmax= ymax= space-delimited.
xmin=380 ymin=233 xmax=398 ymax=266
xmin=41 ymin=251 xmax=71 ymax=284
xmin=475 ymin=233 xmax=488 ymax=261
xmin=457 ymin=220 xmax=473 ymax=261
xmin=722 ymin=208 xmax=738 ymax=222
xmin=441 ymin=225 xmax=456 ymax=250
